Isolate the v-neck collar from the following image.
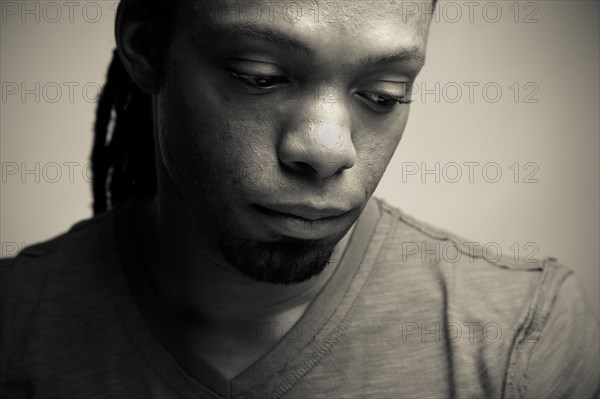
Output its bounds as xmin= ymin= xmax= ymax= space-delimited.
xmin=106 ymin=196 xmax=386 ymax=399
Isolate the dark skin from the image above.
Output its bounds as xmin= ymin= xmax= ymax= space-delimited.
xmin=117 ymin=0 xmax=432 ymax=378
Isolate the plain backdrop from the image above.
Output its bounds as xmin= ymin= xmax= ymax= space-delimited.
xmin=1 ymin=0 xmax=599 ymax=318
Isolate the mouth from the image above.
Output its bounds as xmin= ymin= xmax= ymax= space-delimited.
xmin=253 ymin=203 xmax=357 ymax=240
xmin=256 ymin=203 xmax=351 ymax=221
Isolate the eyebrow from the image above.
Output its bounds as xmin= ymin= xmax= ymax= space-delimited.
xmin=359 ymin=50 xmax=426 ymax=69
xmin=210 ymin=24 xmax=313 ymax=57
xmin=209 ymin=24 xmax=426 ymax=69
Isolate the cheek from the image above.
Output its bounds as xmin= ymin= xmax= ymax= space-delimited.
xmin=357 ymin=140 xmax=396 ymax=196
xmin=157 ymin=71 xmax=278 ymax=197
xmin=354 ymin=110 xmax=409 ymax=188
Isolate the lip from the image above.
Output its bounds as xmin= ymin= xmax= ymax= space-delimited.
xmin=253 ymin=203 xmax=357 ymax=240
xmin=257 ymin=203 xmax=351 ymax=221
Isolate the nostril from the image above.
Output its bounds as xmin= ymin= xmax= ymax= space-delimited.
xmin=283 ymin=161 xmax=316 ymax=176
xmin=278 ymin=141 xmax=356 ymax=179
xmin=281 ymin=160 xmax=351 ymax=181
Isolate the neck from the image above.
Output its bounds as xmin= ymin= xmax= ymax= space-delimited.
xmin=133 ymin=192 xmax=355 ymax=327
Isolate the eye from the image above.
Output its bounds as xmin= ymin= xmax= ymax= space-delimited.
xmin=356 ymin=91 xmax=413 ymax=113
xmin=226 ymin=70 xmax=289 ymax=91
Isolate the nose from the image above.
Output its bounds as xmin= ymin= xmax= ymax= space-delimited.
xmin=278 ymin=101 xmax=357 ymax=179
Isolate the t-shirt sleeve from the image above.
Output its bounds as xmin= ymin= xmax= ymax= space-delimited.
xmin=524 ymin=272 xmax=600 ymax=398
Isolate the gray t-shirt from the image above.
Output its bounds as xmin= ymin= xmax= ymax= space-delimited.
xmin=1 ymin=197 xmax=598 ymax=398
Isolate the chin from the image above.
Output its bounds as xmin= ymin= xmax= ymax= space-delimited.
xmin=217 ymin=234 xmax=339 ymax=285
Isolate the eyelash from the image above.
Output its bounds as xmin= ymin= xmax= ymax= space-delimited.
xmin=226 ymin=70 xmax=289 ymax=90
xmin=225 ymin=70 xmax=412 ymax=111
xmin=356 ymin=92 xmax=413 ymax=108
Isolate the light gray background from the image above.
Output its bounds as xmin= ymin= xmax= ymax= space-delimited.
xmin=1 ymin=0 xmax=599 ymax=317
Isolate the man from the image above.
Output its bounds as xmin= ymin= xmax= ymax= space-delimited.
xmin=1 ymin=0 xmax=598 ymax=398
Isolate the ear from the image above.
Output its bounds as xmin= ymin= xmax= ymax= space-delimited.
xmin=115 ymin=0 xmax=160 ymax=94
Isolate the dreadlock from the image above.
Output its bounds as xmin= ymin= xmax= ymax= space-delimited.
xmin=92 ymin=50 xmax=154 ymax=214
xmin=91 ymin=0 xmax=179 ymax=215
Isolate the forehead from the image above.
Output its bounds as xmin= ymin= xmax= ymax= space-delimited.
xmin=179 ymin=0 xmax=433 ymax=61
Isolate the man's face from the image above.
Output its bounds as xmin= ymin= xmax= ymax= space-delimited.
xmin=155 ymin=0 xmax=432 ymax=284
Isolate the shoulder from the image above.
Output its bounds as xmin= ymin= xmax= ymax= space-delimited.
xmin=512 ymin=269 xmax=600 ymax=398
xmin=365 ymin=197 xmax=551 ymax=325
xmin=372 ymin=196 xmax=549 ymax=278
xmin=1 ymin=210 xmax=111 ymax=266
xmin=0 ymin=210 xmax=115 ymax=314
xmin=371 ymin=197 xmax=599 ymax=396
xmin=0 ymin=210 xmax=122 ymax=385
xmin=371 ymin=197 xmax=579 ymax=315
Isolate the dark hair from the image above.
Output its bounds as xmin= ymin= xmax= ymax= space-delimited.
xmin=91 ymin=0 xmax=438 ymax=215
xmin=91 ymin=50 xmax=154 ymax=215
xmin=91 ymin=0 xmax=180 ymax=214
